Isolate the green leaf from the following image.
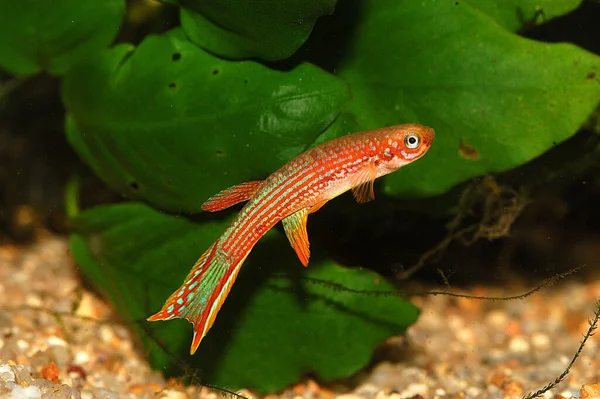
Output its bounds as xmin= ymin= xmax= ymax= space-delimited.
xmin=177 ymin=0 xmax=337 ymax=60
xmin=334 ymin=0 xmax=600 ymax=197
xmin=70 ymin=202 xmax=419 ymax=392
xmin=467 ymin=0 xmax=582 ymax=32
xmin=62 ymin=29 xmax=349 ymax=214
xmin=0 ymin=0 xmax=124 ymax=75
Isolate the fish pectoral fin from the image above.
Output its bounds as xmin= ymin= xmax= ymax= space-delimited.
xmin=202 ymin=181 xmax=262 ymax=212
xmin=282 ymin=208 xmax=310 ymax=267
xmin=351 ymin=164 xmax=378 ymax=203
xmin=352 ymin=180 xmax=375 ymax=203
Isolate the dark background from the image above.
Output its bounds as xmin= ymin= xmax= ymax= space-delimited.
xmin=0 ymin=0 xmax=599 ymax=287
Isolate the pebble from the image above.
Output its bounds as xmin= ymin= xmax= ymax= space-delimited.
xmin=501 ymin=380 xmax=524 ymax=397
xmin=0 ymin=364 xmax=13 ymax=378
xmin=41 ymin=362 xmax=60 ymax=384
xmin=508 ymin=335 xmax=530 ymax=355
xmin=160 ymin=389 xmax=190 ymax=399
xmin=485 ymin=310 xmax=509 ymax=335
xmin=530 ymin=332 xmax=551 ymax=352
xmin=354 ymin=383 xmax=380 ymax=396
xmin=581 ymin=384 xmax=600 ymax=398
xmin=9 ymin=385 xmax=41 ymax=399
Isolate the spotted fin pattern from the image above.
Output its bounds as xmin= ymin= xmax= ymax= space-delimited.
xmin=147 ymin=243 xmax=241 ymax=354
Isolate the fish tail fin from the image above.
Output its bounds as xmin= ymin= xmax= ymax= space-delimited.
xmin=147 ymin=243 xmax=247 ymax=354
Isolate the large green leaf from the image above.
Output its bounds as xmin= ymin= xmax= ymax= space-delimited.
xmin=468 ymin=0 xmax=582 ymax=32
xmin=334 ymin=0 xmax=600 ymax=197
xmin=62 ymin=29 xmax=349 ymax=214
xmin=0 ymin=0 xmax=124 ymax=75
xmin=177 ymin=0 xmax=337 ymax=60
xmin=69 ymin=202 xmax=419 ymax=392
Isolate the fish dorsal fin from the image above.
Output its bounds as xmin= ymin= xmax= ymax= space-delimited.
xmin=351 ymin=164 xmax=378 ymax=203
xmin=202 ymin=181 xmax=262 ymax=212
xmin=282 ymin=208 xmax=310 ymax=267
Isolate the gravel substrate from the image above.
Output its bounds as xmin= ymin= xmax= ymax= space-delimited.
xmin=0 ymin=235 xmax=599 ymax=399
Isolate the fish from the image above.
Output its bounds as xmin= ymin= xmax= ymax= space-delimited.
xmin=147 ymin=123 xmax=435 ymax=354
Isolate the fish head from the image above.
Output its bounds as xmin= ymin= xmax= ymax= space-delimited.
xmin=378 ymin=123 xmax=435 ymax=172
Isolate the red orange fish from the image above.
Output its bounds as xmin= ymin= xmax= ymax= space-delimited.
xmin=148 ymin=123 xmax=435 ymax=354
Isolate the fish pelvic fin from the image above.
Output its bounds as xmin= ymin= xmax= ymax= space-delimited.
xmin=282 ymin=208 xmax=310 ymax=267
xmin=202 ymin=181 xmax=262 ymax=212
xmin=147 ymin=244 xmax=247 ymax=354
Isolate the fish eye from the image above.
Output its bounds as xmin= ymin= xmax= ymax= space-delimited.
xmin=404 ymin=133 xmax=420 ymax=149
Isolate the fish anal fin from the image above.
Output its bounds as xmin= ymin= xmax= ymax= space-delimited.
xmin=309 ymin=200 xmax=329 ymax=214
xmin=351 ymin=164 xmax=377 ymax=203
xmin=202 ymin=181 xmax=262 ymax=212
xmin=282 ymin=208 xmax=310 ymax=267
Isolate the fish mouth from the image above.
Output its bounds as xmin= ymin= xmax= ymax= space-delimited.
xmin=423 ymin=127 xmax=435 ymax=146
